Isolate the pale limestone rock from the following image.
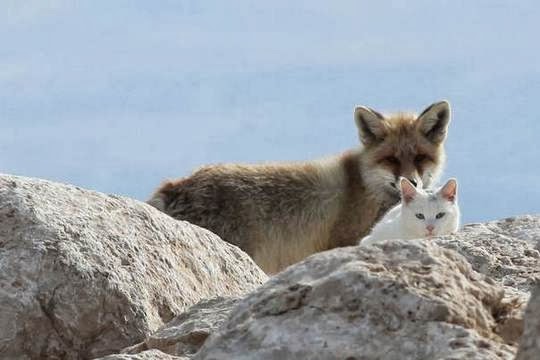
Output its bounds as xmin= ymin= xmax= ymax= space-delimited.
xmin=96 ymin=349 xmax=187 ymax=360
xmin=0 ymin=175 xmax=267 ymax=359
xmin=435 ymin=215 xmax=540 ymax=292
xmin=195 ymin=240 xmax=517 ymax=360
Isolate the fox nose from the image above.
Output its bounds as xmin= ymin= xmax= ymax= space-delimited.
xmin=426 ymin=225 xmax=434 ymax=233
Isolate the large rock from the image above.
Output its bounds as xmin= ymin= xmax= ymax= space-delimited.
xmin=433 ymin=215 xmax=540 ymax=346
xmin=0 ymin=175 xmax=267 ymax=359
xmin=103 ymin=216 xmax=540 ymax=359
xmin=516 ymin=285 xmax=540 ymax=360
xmin=435 ymin=215 xmax=540 ymax=292
xmin=195 ymin=240 xmax=519 ymax=360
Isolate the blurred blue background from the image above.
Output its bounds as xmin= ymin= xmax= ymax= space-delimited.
xmin=2 ymin=1 xmax=539 ymax=223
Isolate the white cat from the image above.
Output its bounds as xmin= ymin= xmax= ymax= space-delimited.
xmin=360 ymin=178 xmax=460 ymax=246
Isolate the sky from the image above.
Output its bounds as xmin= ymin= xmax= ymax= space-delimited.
xmin=1 ymin=1 xmax=539 ymax=223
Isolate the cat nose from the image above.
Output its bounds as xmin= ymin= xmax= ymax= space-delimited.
xmin=426 ymin=225 xmax=434 ymax=232
xmin=408 ymin=179 xmax=418 ymax=187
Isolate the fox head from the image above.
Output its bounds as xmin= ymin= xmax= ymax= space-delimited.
xmin=354 ymin=100 xmax=450 ymax=200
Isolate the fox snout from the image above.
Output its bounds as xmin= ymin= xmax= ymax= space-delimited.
xmin=399 ymin=163 xmax=424 ymax=189
xmin=390 ymin=172 xmax=423 ymax=190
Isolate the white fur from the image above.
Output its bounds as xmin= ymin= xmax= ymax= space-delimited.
xmin=360 ymin=178 xmax=460 ymax=246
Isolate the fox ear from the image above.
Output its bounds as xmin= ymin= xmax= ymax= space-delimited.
xmin=439 ymin=178 xmax=458 ymax=203
xmin=354 ymin=106 xmax=386 ymax=145
xmin=400 ymin=177 xmax=417 ymax=204
xmin=417 ymin=100 xmax=451 ymax=144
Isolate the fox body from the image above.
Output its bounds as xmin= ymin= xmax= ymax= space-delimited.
xmin=148 ymin=101 xmax=451 ymax=273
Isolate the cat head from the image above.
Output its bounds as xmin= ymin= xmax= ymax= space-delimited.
xmin=399 ymin=177 xmax=460 ymax=238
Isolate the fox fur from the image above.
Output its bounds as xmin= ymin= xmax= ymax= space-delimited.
xmin=147 ymin=101 xmax=451 ymax=273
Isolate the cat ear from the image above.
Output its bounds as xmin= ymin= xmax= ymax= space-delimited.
xmin=400 ymin=177 xmax=417 ymax=204
xmin=439 ymin=178 xmax=458 ymax=203
xmin=354 ymin=106 xmax=386 ymax=145
xmin=417 ymin=100 xmax=451 ymax=144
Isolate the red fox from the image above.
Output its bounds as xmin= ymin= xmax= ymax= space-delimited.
xmin=148 ymin=101 xmax=451 ymax=273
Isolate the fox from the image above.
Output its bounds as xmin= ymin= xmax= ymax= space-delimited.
xmin=147 ymin=101 xmax=451 ymax=273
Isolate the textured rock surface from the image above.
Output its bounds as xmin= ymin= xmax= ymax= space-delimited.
xmin=195 ymin=240 xmax=518 ymax=360
xmin=0 ymin=175 xmax=267 ymax=359
xmin=123 ymin=297 xmax=238 ymax=358
xmin=431 ymin=215 xmax=540 ymax=349
xmin=435 ymin=215 xmax=540 ymax=292
xmin=516 ymin=285 xmax=540 ymax=360
xmin=96 ymin=349 xmax=188 ymax=359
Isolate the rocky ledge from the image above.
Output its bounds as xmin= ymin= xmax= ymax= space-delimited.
xmin=0 ymin=175 xmax=538 ymax=360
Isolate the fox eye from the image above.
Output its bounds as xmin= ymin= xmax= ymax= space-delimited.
xmin=415 ymin=213 xmax=425 ymax=220
xmin=414 ymin=154 xmax=428 ymax=164
xmin=384 ymin=156 xmax=400 ymax=165
xmin=436 ymin=212 xmax=445 ymax=219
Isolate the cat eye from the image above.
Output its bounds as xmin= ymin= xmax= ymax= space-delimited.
xmin=436 ymin=212 xmax=446 ymax=219
xmin=384 ymin=156 xmax=400 ymax=165
xmin=415 ymin=213 xmax=425 ymax=220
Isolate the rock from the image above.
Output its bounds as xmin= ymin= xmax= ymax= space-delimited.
xmin=96 ymin=349 xmax=188 ymax=360
xmin=435 ymin=215 xmax=540 ymax=292
xmin=516 ymin=285 xmax=540 ymax=360
xmin=0 ymin=175 xmax=267 ymax=359
xmin=123 ymin=297 xmax=238 ymax=358
xmin=195 ymin=240 xmax=518 ymax=360
xmin=433 ymin=215 xmax=540 ymax=348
